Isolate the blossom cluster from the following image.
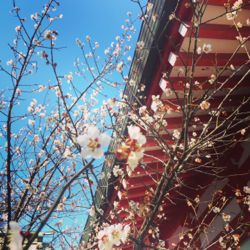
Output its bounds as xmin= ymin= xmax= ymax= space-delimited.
xmin=8 ymin=221 xmax=23 ymax=250
xmin=77 ymin=126 xmax=111 ymax=159
xmin=115 ymin=125 xmax=146 ymax=175
xmin=97 ymin=224 xmax=130 ymax=250
xmin=197 ymin=43 xmax=212 ymax=54
xmin=226 ymin=0 xmax=243 ymax=20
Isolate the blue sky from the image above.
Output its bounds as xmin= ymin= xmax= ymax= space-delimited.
xmin=0 ymin=0 xmax=142 ymax=75
xmin=0 ymin=0 xmax=144 ymax=247
xmin=0 ymin=0 xmax=144 ymax=113
xmin=0 ymin=0 xmax=144 ymax=136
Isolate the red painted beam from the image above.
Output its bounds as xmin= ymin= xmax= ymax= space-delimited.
xmin=168 ymin=74 xmax=250 ymax=91
xmin=162 ymin=93 xmax=250 ymax=109
xmin=187 ymin=23 xmax=250 ymax=40
xmin=175 ymin=52 xmax=248 ymax=67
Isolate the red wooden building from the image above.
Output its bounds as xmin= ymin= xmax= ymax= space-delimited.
xmin=81 ymin=0 xmax=250 ymax=249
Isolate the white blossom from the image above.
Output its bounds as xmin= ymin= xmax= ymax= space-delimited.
xmin=243 ymin=186 xmax=250 ymax=194
xmin=89 ymin=206 xmax=95 ymax=217
xmin=200 ymin=100 xmax=210 ymax=110
xmin=97 ymin=224 xmax=130 ymax=250
xmin=136 ymin=41 xmax=145 ymax=50
xmin=226 ymin=11 xmax=237 ymax=20
xmin=151 ymin=95 xmax=163 ymax=112
xmin=147 ymin=2 xmax=154 ymax=12
xmin=128 ymin=125 xmax=146 ymax=145
xmin=8 ymin=221 xmax=23 ymax=250
xmin=115 ymin=126 xmax=146 ymax=175
xmin=113 ymin=165 xmax=123 ymax=177
xmin=28 ymin=119 xmax=35 ymax=126
xmin=173 ymin=129 xmax=180 ymax=139
xmin=212 ymin=206 xmax=220 ymax=213
xmin=127 ymin=150 xmax=144 ymax=175
xmin=116 ymin=61 xmax=124 ymax=73
xmin=7 ymin=59 xmax=14 ymax=66
xmin=65 ymin=72 xmax=73 ymax=83
xmin=77 ymin=126 xmax=111 ymax=159
xmin=222 ymin=213 xmax=231 ymax=222
xmin=43 ymin=29 xmax=57 ymax=40
xmin=86 ymin=35 xmax=91 ymax=42
xmin=209 ymin=74 xmax=216 ymax=84
xmin=15 ymin=26 xmax=21 ymax=32
xmin=202 ymin=43 xmax=212 ymax=54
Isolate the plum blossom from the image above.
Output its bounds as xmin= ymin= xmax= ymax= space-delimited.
xmin=151 ymin=95 xmax=163 ymax=112
xmin=212 ymin=206 xmax=221 ymax=213
xmin=127 ymin=56 xmax=132 ymax=61
xmin=116 ymin=61 xmax=124 ymax=73
xmin=209 ymin=74 xmax=216 ymax=84
xmin=237 ymin=22 xmax=243 ymax=28
xmin=232 ymin=0 xmax=243 ymax=9
xmin=243 ymin=186 xmax=250 ymax=194
xmin=128 ymin=125 xmax=146 ymax=145
xmin=222 ymin=213 xmax=231 ymax=222
xmin=43 ymin=29 xmax=57 ymax=40
xmin=147 ymin=2 xmax=154 ymax=12
xmin=39 ymin=112 xmax=45 ymax=118
xmin=94 ymin=41 xmax=100 ymax=48
xmin=15 ymin=26 xmax=21 ymax=32
xmin=28 ymin=119 xmax=35 ymax=126
xmin=159 ymin=78 xmax=168 ymax=91
xmin=113 ymin=165 xmax=124 ymax=177
xmin=202 ymin=43 xmax=212 ymax=54
xmin=159 ymin=78 xmax=173 ymax=97
xmin=89 ymin=206 xmax=95 ymax=217
xmin=57 ymin=203 xmax=64 ymax=211
xmin=226 ymin=11 xmax=237 ymax=21
xmin=226 ymin=0 xmax=243 ymax=20
xmin=200 ymin=100 xmax=211 ymax=110
xmin=173 ymin=129 xmax=180 ymax=139
xmin=197 ymin=44 xmax=212 ymax=54
xmin=104 ymin=48 xmax=110 ymax=55
xmin=127 ymin=150 xmax=144 ymax=174
xmin=196 ymin=47 xmax=202 ymax=55
xmin=38 ymin=85 xmax=46 ymax=92
xmin=115 ymin=125 xmax=146 ymax=175
xmin=65 ymin=72 xmax=73 ymax=83
xmin=97 ymin=229 xmax=112 ymax=250
xmin=169 ymin=13 xmax=175 ymax=21
xmin=97 ymin=224 xmax=130 ymax=250
xmin=8 ymin=221 xmax=23 ymax=250
xmin=7 ymin=59 xmax=14 ymax=66
xmin=108 ymin=224 xmax=130 ymax=246
xmin=113 ymin=44 xmax=121 ymax=57
xmin=86 ymin=35 xmax=91 ymax=42
xmin=136 ymin=41 xmax=145 ymax=50
xmin=77 ymin=126 xmax=111 ymax=159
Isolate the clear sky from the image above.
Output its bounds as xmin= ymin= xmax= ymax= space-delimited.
xmin=0 ymin=0 xmax=144 ymax=142
xmin=0 ymin=0 xmax=142 ymax=76
xmin=0 ymin=0 xmax=144 ymax=247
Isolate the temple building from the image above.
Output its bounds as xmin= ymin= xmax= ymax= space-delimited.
xmin=81 ymin=0 xmax=250 ymax=249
